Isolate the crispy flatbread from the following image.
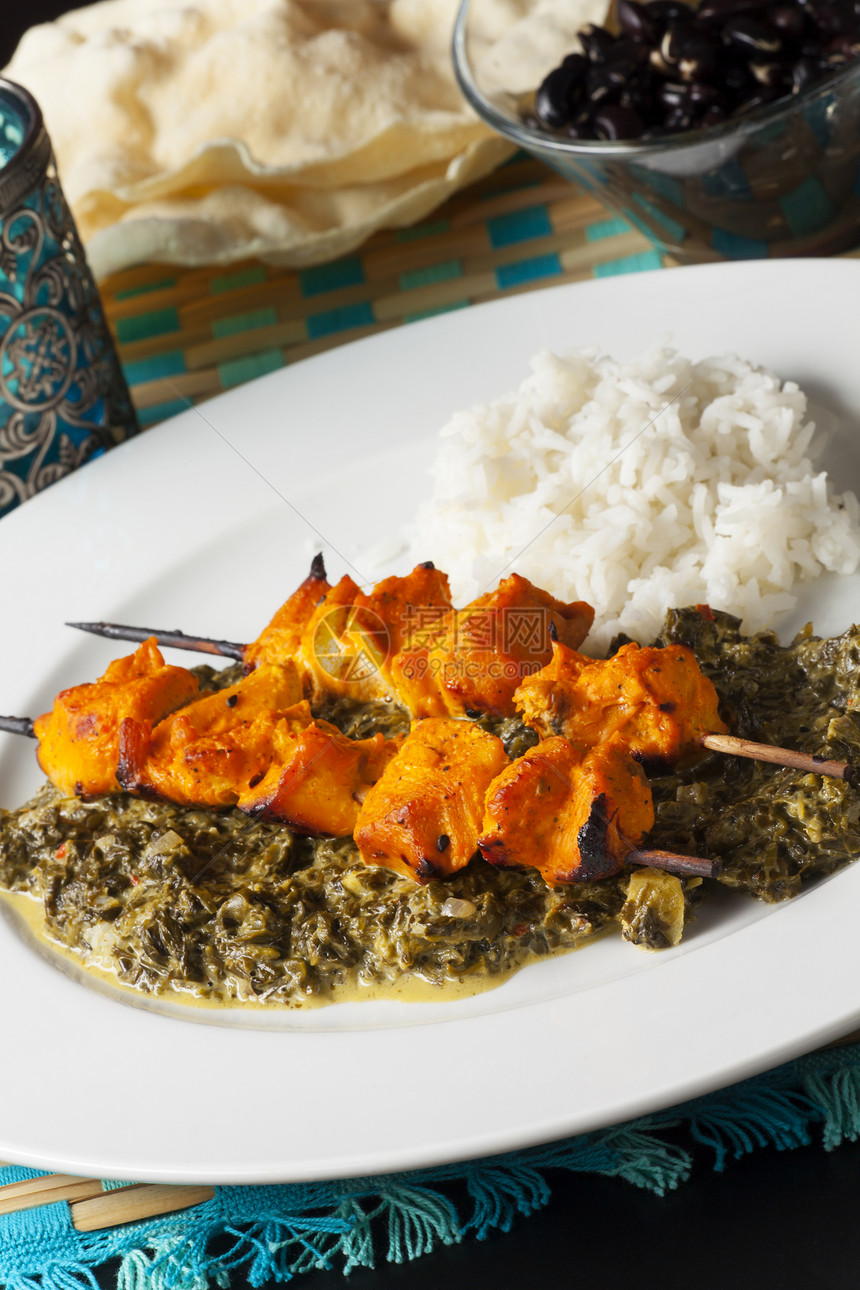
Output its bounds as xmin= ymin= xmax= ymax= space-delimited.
xmin=4 ymin=0 xmax=604 ymax=274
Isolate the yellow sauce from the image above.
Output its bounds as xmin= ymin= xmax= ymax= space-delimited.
xmin=0 ymin=887 xmax=552 ymax=1012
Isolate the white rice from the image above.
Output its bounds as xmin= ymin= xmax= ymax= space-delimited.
xmin=408 ymin=346 xmax=860 ymax=651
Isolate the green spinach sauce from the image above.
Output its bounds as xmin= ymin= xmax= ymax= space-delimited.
xmin=0 ymin=608 xmax=857 ymax=1005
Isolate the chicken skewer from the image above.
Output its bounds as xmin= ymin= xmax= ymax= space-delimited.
xmin=355 ymin=720 xmax=721 ymax=886
xmin=66 ymin=562 xmax=855 ymax=781
xmin=3 ymin=566 xmax=852 ymax=896
xmin=4 ymin=639 xmax=398 ymax=838
xmin=69 ymin=556 xmax=596 ymax=719
xmin=67 ymin=624 xmax=246 ymax=662
xmin=2 ymin=655 xmax=715 ymax=888
xmin=514 ymin=635 xmax=856 ymax=782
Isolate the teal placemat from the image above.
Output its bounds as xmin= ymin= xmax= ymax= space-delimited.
xmin=1 ymin=1041 xmax=859 ymax=1287
xmin=97 ymin=157 xmax=670 ymax=429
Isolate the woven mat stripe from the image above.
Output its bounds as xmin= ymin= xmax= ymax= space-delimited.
xmin=124 ymin=237 xmax=651 ymax=415
xmin=112 ymin=232 xmax=665 ymax=411
xmin=110 ymin=208 xmax=649 ymax=361
xmin=98 ymin=160 xmax=669 ymax=421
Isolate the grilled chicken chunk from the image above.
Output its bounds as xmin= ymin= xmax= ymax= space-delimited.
xmin=354 ymin=717 xmax=508 ymax=882
xmin=479 ymin=736 xmax=654 ymax=885
xmin=239 ymin=715 xmax=398 ymax=836
xmin=242 ymin=554 xmax=330 ymax=672
xmin=283 ymin=566 xmax=593 ymax=720
xmin=515 ymin=640 xmax=728 ymax=770
xmin=299 ymin=574 xmax=383 ymax=703
xmin=300 ymin=565 xmax=455 ymax=707
xmin=34 ymin=639 xmax=200 ymax=798
xmin=423 ymin=574 xmax=594 ymax=718
xmin=117 ymin=662 xmax=303 ymax=807
xmin=168 ymin=562 xmax=595 ymax=725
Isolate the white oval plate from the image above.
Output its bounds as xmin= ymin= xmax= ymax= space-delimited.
xmin=2 ymin=259 xmax=860 ymax=1184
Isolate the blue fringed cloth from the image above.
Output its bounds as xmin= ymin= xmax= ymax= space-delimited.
xmin=2 ymin=1041 xmax=859 ymax=1289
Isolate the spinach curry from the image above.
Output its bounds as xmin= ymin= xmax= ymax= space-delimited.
xmin=1 ymin=608 xmax=857 ymax=1006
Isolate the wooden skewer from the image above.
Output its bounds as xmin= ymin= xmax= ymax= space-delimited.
xmin=631 ymin=849 xmax=722 ymax=880
xmin=702 ymin=733 xmax=855 ymax=782
xmin=66 ymin=554 xmax=328 ymax=664
xmin=0 ymin=1172 xmax=215 ymax=1231
xmin=0 ymin=715 xmax=35 ymax=738
xmin=66 ymin=621 xmax=245 ymax=661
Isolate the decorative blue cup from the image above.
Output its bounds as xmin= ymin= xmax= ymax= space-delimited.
xmin=0 ymin=77 xmax=138 ymax=520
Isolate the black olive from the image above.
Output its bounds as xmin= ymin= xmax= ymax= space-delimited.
xmin=604 ymin=57 xmax=641 ymax=87
xmin=698 ymin=0 xmax=769 ymax=22
xmin=660 ymin=23 xmax=686 ymax=63
xmin=535 ymin=64 xmax=581 ymax=128
xmin=766 ymin=5 xmax=807 ymax=40
xmin=619 ymin=69 xmax=657 ymax=111
xmin=561 ymin=51 xmax=589 ymax=77
xmin=593 ymin=104 xmax=647 ymax=139
xmin=723 ymin=14 xmax=783 ymax=53
xmin=617 ymin=0 xmax=658 ymax=43
xmin=568 ymin=102 xmax=598 ymax=135
xmin=675 ymin=29 xmax=722 ymax=79
xmin=658 ymin=80 xmax=690 ymax=108
xmin=579 ymin=23 xmax=615 ymax=62
xmin=586 ymin=65 xmax=622 ymax=104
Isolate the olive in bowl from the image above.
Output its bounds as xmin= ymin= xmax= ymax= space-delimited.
xmin=452 ymin=0 xmax=860 ymax=262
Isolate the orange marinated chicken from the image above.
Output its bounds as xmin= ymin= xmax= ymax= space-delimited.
xmin=33 ymin=639 xmax=200 ymax=798
xmin=242 ymin=554 xmax=330 ymax=673
xmin=515 ymin=641 xmax=728 ymax=769
xmin=239 ymin=717 xmax=399 ymax=836
xmin=236 ymin=564 xmax=594 ymax=722
xmin=357 ymin=562 xmax=454 ymax=707
xmin=354 ymin=717 xmax=509 ymax=882
xmin=423 ymin=574 xmax=594 ymax=719
xmin=116 ymin=662 xmax=303 ymax=807
xmin=479 ymin=736 xmax=654 ymax=885
xmin=299 ymin=564 xmax=454 ymax=708
xmin=298 ymin=573 xmax=382 ymax=702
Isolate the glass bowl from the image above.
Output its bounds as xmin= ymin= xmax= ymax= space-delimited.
xmin=452 ymin=0 xmax=860 ymax=263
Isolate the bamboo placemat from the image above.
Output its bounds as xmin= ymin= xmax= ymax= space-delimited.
xmin=98 ymin=157 xmax=673 ymax=429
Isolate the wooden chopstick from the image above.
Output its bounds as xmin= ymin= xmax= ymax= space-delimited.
xmin=71 ymin=1183 xmax=215 ymax=1232
xmin=0 ymin=1172 xmax=214 ymax=1230
xmin=0 ymin=1173 xmax=116 ymax=1214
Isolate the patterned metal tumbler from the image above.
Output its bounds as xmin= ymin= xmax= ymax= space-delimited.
xmin=0 ymin=77 xmax=139 ymax=520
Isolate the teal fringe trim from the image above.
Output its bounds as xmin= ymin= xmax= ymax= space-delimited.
xmin=2 ymin=1042 xmax=859 ymax=1289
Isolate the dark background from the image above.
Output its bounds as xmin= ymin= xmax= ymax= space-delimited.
xmin=3 ymin=6 xmax=860 ymax=1288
